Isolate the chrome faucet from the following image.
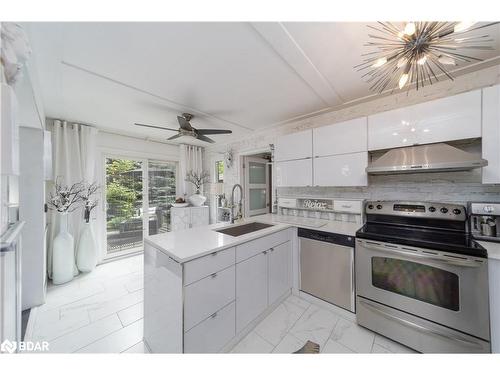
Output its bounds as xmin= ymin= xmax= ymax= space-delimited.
xmin=230 ymin=184 xmax=243 ymax=224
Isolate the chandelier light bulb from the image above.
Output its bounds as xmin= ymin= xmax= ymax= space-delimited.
xmin=438 ymin=55 xmax=456 ymax=65
xmin=399 ymin=73 xmax=409 ymax=89
xmin=454 ymin=22 xmax=476 ymax=33
xmin=417 ymin=55 xmax=427 ymax=65
xmin=404 ymin=22 xmax=416 ymax=36
xmin=372 ymin=57 xmax=387 ymax=68
xmin=397 ymin=58 xmax=407 ymax=68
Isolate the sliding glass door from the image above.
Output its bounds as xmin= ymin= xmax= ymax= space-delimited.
xmin=105 ymin=157 xmax=176 ymax=257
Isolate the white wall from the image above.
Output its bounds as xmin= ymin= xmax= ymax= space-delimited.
xmin=204 ymin=64 xmax=500 ymax=219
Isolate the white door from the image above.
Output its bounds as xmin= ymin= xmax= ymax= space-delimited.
xmin=244 ymin=157 xmax=270 ymax=217
xmin=236 ymin=252 xmax=268 ymax=332
xmin=268 ymin=241 xmax=291 ymax=305
xmin=275 ymin=159 xmax=313 ymax=187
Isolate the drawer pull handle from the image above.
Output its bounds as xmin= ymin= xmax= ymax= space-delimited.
xmin=263 ymin=250 xmax=268 ymax=254
xmin=270 ymin=248 xmax=274 ymax=252
xmin=211 ymin=252 xmax=217 ymax=256
xmin=210 ymin=272 xmax=217 ymax=278
xmin=210 ymin=312 xmax=217 ymax=319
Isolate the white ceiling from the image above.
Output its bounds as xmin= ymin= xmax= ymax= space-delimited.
xmin=25 ymin=22 xmax=500 ymax=145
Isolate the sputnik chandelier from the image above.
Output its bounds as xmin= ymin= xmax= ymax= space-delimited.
xmin=357 ymin=22 xmax=499 ymax=93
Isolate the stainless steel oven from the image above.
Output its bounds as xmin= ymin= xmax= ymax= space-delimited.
xmin=355 ymin=201 xmax=491 ymax=353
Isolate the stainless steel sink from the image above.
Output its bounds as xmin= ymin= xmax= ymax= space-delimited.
xmin=214 ymin=222 xmax=274 ymax=237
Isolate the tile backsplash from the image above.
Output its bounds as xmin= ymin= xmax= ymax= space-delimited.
xmin=279 ymin=168 xmax=500 ymax=206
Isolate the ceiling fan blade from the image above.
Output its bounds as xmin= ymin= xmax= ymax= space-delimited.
xmin=196 ymin=134 xmax=215 ymax=143
xmin=177 ymin=116 xmax=193 ymax=131
xmin=134 ymin=123 xmax=178 ymax=132
xmin=167 ymin=133 xmax=183 ymax=141
xmin=196 ymin=129 xmax=233 ymax=135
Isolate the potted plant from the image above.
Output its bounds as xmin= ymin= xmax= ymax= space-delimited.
xmin=47 ymin=178 xmax=85 ymax=284
xmin=76 ymin=182 xmax=100 ymax=273
xmin=185 ymin=170 xmax=210 ymax=206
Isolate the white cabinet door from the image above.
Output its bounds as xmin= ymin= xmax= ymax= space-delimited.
xmin=184 ymin=301 xmax=236 ymax=353
xmin=236 ymin=252 xmax=268 ymax=332
xmin=482 ymin=85 xmax=500 ymax=184
xmin=275 ymin=159 xmax=313 ymax=187
xmin=171 ymin=207 xmax=190 ymax=231
xmin=313 ymin=117 xmax=367 ymax=157
xmin=313 ymin=152 xmax=368 ymax=186
xmin=275 ymin=130 xmax=312 ymax=161
xmin=368 ymin=90 xmax=481 ymax=150
xmin=190 ymin=206 xmax=209 ymax=228
xmin=268 ymin=241 xmax=291 ymax=305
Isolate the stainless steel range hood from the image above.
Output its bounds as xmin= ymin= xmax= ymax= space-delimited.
xmin=366 ymin=143 xmax=488 ymax=175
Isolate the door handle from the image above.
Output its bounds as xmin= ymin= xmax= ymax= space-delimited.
xmin=359 ymin=240 xmax=483 ymax=268
xmin=358 ymin=299 xmax=484 ymax=349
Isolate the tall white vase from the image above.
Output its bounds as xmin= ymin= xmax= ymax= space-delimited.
xmin=77 ymin=222 xmax=97 ymax=272
xmin=52 ymin=212 xmax=75 ymax=285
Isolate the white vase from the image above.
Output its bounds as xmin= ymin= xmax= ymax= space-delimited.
xmin=77 ymin=222 xmax=97 ymax=273
xmin=52 ymin=212 xmax=75 ymax=285
xmin=188 ymin=193 xmax=207 ymax=207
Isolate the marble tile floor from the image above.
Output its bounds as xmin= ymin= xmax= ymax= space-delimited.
xmin=232 ymin=294 xmax=417 ymax=354
xmin=27 ymin=254 xmax=149 ymax=353
xmin=27 ymin=253 xmax=416 ymax=354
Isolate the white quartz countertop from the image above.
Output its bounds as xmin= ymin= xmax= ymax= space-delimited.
xmin=477 ymin=240 xmax=500 ymax=261
xmin=145 ymin=213 xmax=362 ymax=264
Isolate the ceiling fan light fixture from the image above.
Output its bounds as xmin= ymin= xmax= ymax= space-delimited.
xmin=398 ymin=73 xmax=409 ymax=89
xmin=404 ymin=22 xmax=416 ymax=36
xmin=372 ymin=57 xmax=388 ymax=67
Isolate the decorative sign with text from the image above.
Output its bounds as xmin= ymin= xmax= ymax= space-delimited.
xmin=298 ymin=199 xmax=332 ymax=211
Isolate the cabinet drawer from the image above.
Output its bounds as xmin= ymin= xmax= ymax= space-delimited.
xmin=236 ymin=229 xmax=290 ymax=263
xmin=333 ymin=200 xmax=363 ymax=214
xmin=184 ymin=265 xmax=235 ymax=332
xmin=184 ymin=247 xmax=235 ymax=285
xmin=184 ymin=301 xmax=236 ymax=353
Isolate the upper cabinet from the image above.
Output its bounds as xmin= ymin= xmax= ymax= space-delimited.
xmin=274 ymin=129 xmax=312 ymax=161
xmin=482 ymin=84 xmax=500 ymax=184
xmin=313 ymin=152 xmax=368 ymax=187
xmin=313 ymin=118 xmax=367 ymax=157
xmin=275 ymin=159 xmax=313 ymax=187
xmin=367 ymin=90 xmax=482 ymax=151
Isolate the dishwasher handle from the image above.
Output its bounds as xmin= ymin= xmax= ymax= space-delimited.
xmin=298 ymin=227 xmax=354 ymax=247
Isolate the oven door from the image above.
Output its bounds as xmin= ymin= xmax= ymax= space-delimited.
xmin=356 ymin=239 xmax=490 ymax=340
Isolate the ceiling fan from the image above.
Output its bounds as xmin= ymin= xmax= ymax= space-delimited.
xmin=134 ymin=113 xmax=232 ymax=143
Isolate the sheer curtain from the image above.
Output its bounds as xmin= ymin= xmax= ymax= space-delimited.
xmin=47 ymin=120 xmax=99 ymax=278
xmin=179 ymin=144 xmax=204 ymax=197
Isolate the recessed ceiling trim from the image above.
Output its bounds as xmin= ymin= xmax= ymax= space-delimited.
xmin=60 ymin=60 xmax=255 ymax=132
xmin=250 ymin=22 xmax=344 ymax=107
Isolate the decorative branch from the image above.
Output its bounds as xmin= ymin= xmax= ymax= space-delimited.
xmin=185 ymin=170 xmax=210 ymax=194
xmin=80 ymin=182 xmax=100 ymax=223
xmin=47 ymin=177 xmax=85 ymax=213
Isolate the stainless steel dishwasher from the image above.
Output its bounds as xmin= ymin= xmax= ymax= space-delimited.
xmin=299 ymin=228 xmax=355 ymax=312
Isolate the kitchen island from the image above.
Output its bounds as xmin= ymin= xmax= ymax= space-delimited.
xmin=143 ymin=213 xmax=361 ymax=353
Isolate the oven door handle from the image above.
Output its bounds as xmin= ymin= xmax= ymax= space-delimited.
xmin=360 ymin=241 xmax=483 ymax=268
xmin=359 ymin=299 xmax=485 ymax=349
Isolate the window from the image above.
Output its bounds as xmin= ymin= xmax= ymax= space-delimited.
xmin=215 ymin=160 xmax=224 ymax=182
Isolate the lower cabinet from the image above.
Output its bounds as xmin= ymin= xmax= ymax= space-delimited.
xmin=268 ymin=241 xmax=291 ymax=305
xmin=144 ymin=229 xmax=292 ymax=353
xmin=236 ymin=240 xmax=292 ymax=333
xmin=236 ymin=252 xmax=269 ymax=332
xmin=184 ymin=302 xmax=236 ymax=353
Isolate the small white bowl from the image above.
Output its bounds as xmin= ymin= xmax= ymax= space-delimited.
xmin=172 ymin=203 xmax=189 ymax=208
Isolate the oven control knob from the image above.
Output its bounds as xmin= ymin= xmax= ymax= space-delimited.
xmin=428 ymin=206 xmax=436 ymax=212
xmin=368 ymin=204 xmax=374 ymax=210
xmin=376 ymin=204 xmax=383 ymax=210
xmin=440 ymin=207 xmax=449 ymax=214
xmin=453 ymin=208 xmax=461 ymax=215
